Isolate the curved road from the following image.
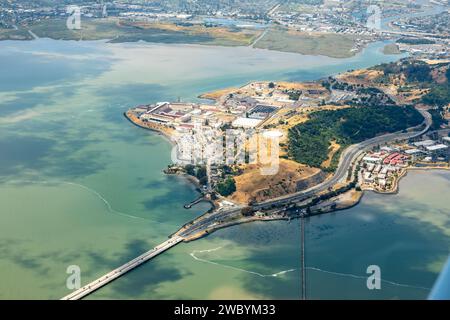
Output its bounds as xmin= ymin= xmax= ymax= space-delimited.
xmin=181 ymin=108 xmax=432 ymax=237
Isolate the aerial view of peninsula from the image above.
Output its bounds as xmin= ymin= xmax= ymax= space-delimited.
xmin=1 ymin=0 xmax=449 ymax=309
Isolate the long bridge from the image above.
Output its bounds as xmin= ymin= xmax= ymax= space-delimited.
xmin=61 ymin=237 xmax=184 ymax=300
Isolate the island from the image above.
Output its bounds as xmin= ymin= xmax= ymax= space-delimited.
xmin=124 ymin=58 xmax=450 ymax=242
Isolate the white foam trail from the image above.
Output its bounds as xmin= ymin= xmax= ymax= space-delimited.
xmin=190 ymin=248 xmax=431 ymax=291
xmin=62 ymin=181 xmax=147 ymax=221
xmin=306 ymin=267 xmax=431 ymax=291
xmin=4 ymin=179 xmax=177 ymax=227
xmin=190 ymin=247 xmax=296 ymax=278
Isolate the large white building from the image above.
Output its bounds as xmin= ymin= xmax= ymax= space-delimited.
xmin=413 ymin=140 xmax=436 ymax=147
xmin=232 ymin=117 xmax=262 ymax=128
xmin=426 ymin=144 xmax=448 ymax=152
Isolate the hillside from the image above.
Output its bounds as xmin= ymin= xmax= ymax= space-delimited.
xmin=288 ymin=105 xmax=423 ymax=169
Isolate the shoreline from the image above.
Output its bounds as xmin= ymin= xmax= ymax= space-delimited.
xmin=124 ymin=111 xmax=175 ymax=145
xmin=124 ymin=104 xmax=449 ymax=239
xmin=123 ymin=66 xmax=448 ymax=240
xmin=124 ymin=111 xmax=217 ymax=210
xmin=215 ymin=167 xmax=450 ymax=236
xmin=363 ymin=166 xmax=450 ymax=196
xmin=0 ymin=30 xmax=397 ymax=62
xmin=0 ymin=32 xmax=369 ymax=60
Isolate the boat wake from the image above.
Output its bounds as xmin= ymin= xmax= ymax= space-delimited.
xmin=306 ymin=267 xmax=431 ymax=291
xmin=190 ymin=247 xmax=431 ymax=291
xmin=189 ymin=247 xmax=296 ymax=278
xmin=4 ymin=179 xmax=178 ymax=227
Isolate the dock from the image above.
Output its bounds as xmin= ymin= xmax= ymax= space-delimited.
xmin=183 ymin=196 xmax=205 ymax=209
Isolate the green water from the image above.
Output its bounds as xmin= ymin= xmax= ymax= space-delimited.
xmin=87 ymin=170 xmax=450 ymax=300
xmin=1 ymin=39 xmax=448 ymax=300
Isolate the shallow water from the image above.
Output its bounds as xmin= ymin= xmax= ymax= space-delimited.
xmin=1 ymin=39 xmax=445 ymax=300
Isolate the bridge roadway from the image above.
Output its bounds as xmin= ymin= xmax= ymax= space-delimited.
xmin=61 ymin=236 xmax=184 ymax=300
xmin=62 ymin=109 xmax=431 ymax=300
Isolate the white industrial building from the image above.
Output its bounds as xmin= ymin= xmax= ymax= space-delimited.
xmin=413 ymin=140 xmax=436 ymax=147
xmin=362 ymin=156 xmax=382 ymax=163
xmin=426 ymin=144 xmax=448 ymax=152
xmin=232 ymin=117 xmax=262 ymax=128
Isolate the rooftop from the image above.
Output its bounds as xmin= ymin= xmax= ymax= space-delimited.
xmin=232 ymin=117 xmax=262 ymax=128
xmin=413 ymin=140 xmax=436 ymax=147
xmin=426 ymin=144 xmax=449 ymax=151
xmin=405 ymin=148 xmax=422 ymax=154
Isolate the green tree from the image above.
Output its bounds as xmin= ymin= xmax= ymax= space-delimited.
xmin=422 ymin=85 xmax=450 ymax=107
xmin=196 ymin=166 xmax=207 ymax=180
xmin=216 ymin=177 xmax=236 ymax=196
xmin=185 ymin=164 xmax=195 ymax=176
xmin=241 ymin=207 xmax=253 ymax=217
xmin=288 ymin=105 xmax=423 ymax=168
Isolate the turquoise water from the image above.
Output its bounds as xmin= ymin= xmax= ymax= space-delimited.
xmin=1 ymin=39 xmax=447 ymax=300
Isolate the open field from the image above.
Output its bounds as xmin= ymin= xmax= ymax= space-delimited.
xmin=337 ymin=68 xmax=384 ymax=85
xmin=123 ymin=21 xmax=261 ymax=46
xmin=9 ymin=17 xmax=261 ymax=46
xmin=0 ymin=28 xmax=33 ymax=41
xmin=3 ymin=18 xmax=369 ymax=58
xmin=201 ymin=80 xmax=327 ymax=103
xmin=230 ymin=159 xmax=323 ymax=204
xmin=321 ymin=141 xmax=341 ymax=168
xmin=199 ymin=87 xmax=239 ymax=100
xmin=254 ymin=27 xmax=367 ymax=58
xmin=383 ymin=43 xmax=402 ymax=55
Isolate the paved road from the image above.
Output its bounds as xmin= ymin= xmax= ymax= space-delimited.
xmin=61 ymin=236 xmax=183 ymax=300
xmin=27 ymin=30 xmax=39 ymax=40
xmin=255 ymin=108 xmax=431 ymax=208
xmin=250 ymin=25 xmax=270 ymax=48
xmin=250 ymin=2 xmax=280 ymax=48
xmin=181 ymin=108 xmax=432 ymax=237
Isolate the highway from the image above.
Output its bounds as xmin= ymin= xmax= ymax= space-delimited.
xmin=61 ymin=236 xmax=183 ymax=300
xmin=181 ymin=108 xmax=432 ymax=237
xmin=253 ymin=108 xmax=431 ymax=209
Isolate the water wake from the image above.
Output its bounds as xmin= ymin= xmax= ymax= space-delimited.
xmin=190 ymin=247 xmax=296 ymax=278
xmin=190 ymin=248 xmax=431 ymax=291
xmin=4 ymin=179 xmax=177 ymax=227
xmin=306 ymin=267 xmax=431 ymax=291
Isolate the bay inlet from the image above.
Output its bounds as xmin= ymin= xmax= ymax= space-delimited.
xmin=0 ymin=39 xmax=448 ymax=299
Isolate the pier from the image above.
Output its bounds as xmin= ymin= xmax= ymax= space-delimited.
xmin=301 ymin=216 xmax=306 ymax=300
xmin=183 ymin=196 xmax=205 ymax=209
